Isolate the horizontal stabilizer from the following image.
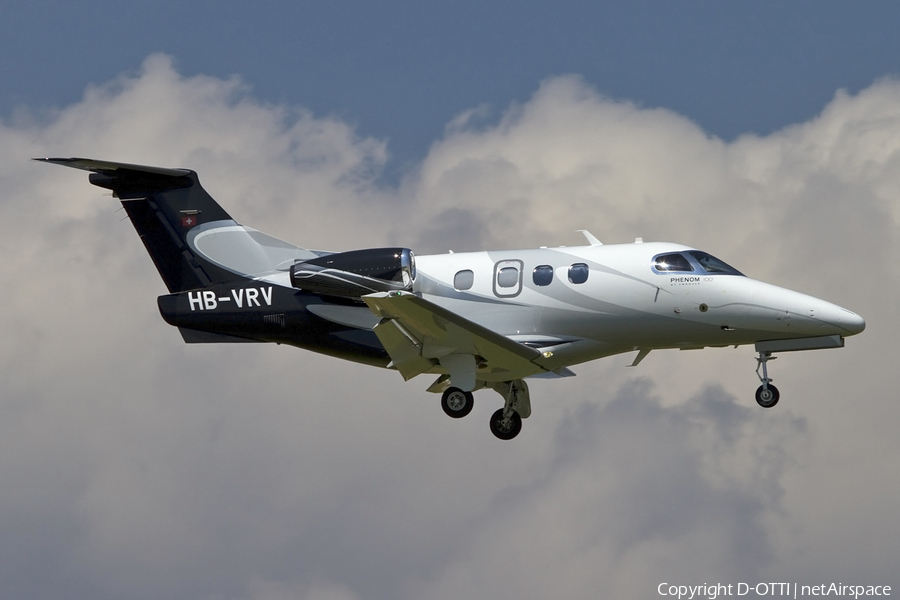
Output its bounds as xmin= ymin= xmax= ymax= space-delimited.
xmin=33 ymin=157 xmax=190 ymax=178
xmin=36 ymin=156 xmax=238 ymax=292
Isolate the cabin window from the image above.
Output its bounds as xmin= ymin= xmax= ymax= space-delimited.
xmin=653 ymin=253 xmax=694 ymax=272
xmin=568 ymin=263 xmax=589 ymax=284
xmin=493 ymin=259 xmax=524 ymax=297
xmin=497 ymin=266 xmax=519 ymax=288
xmin=533 ymin=265 xmax=553 ymax=286
xmin=454 ymin=269 xmax=474 ymax=290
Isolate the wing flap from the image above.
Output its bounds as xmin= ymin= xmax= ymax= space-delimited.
xmin=364 ymin=291 xmax=545 ymax=382
xmin=372 ymin=319 xmax=436 ymax=380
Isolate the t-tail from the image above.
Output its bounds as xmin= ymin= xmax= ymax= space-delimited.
xmin=33 ymin=158 xmax=317 ymax=292
xmin=35 ymin=158 xmax=321 ymax=345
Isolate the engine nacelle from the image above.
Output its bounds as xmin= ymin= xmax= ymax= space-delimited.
xmin=290 ymin=247 xmax=416 ymax=299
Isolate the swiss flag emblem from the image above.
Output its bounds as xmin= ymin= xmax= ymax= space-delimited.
xmin=181 ymin=215 xmax=199 ymax=227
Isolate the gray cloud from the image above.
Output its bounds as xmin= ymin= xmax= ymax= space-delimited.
xmin=1 ymin=55 xmax=897 ymax=599
xmin=406 ymin=381 xmax=806 ymax=600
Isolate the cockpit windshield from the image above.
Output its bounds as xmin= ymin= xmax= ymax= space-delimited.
xmin=688 ymin=252 xmax=743 ymax=275
xmin=652 ymin=251 xmax=744 ymax=276
xmin=653 ymin=253 xmax=694 ymax=272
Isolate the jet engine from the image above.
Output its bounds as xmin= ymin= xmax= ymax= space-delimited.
xmin=290 ymin=247 xmax=416 ymax=299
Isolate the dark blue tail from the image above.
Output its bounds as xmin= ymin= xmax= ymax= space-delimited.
xmin=35 ymin=158 xmax=246 ymax=293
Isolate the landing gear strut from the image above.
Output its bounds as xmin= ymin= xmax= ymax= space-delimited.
xmin=434 ymin=378 xmax=530 ymax=439
xmin=755 ymin=351 xmax=780 ymax=408
xmin=488 ymin=379 xmax=529 ymax=440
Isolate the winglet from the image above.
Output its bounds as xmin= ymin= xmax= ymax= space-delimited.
xmin=578 ymin=230 xmax=603 ymax=246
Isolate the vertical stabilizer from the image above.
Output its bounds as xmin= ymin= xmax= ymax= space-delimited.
xmin=36 ymin=158 xmax=251 ymax=292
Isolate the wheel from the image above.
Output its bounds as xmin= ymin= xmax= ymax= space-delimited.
xmin=755 ymin=384 xmax=780 ymax=408
xmin=489 ymin=408 xmax=522 ymax=440
xmin=441 ymin=387 xmax=474 ymax=418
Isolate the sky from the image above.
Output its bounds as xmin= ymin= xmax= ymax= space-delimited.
xmin=1 ymin=3 xmax=899 ymax=600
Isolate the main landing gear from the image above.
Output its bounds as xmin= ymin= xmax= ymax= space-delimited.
xmin=755 ymin=351 xmax=780 ymax=408
xmin=439 ymin=379 xmax=530 ymax=440
xmin=441 ymin=387 xmax=474 ymax=418
xmin=489 ymin=409 xmax=522 ymax=440
xmin=488 ymin=380 xmax=529 ymax=440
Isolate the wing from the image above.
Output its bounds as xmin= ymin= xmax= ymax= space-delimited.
xmin=363 ymin=291 xmax=547 ymax=386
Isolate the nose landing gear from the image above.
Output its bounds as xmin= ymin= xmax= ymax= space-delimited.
xmin=751 ymin=335 xmax=849 ymax=408
xmin=755 ymin=351 xmax=780 ymax=408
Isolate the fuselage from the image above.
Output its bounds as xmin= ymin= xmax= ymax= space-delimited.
xmin=410 ymin=241 xmax=865 ymax=370
xmin=154 ymin=233 xmax=864 ymax=377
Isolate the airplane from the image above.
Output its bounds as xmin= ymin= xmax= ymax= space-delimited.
xmin=35 ymin=157 xmax=866 ymax=440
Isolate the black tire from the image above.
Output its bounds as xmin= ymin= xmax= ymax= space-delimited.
xmin=441 ymin=387 xmax=474 ymax=418
xmin=489 ymin=408 xmax=522 ymax=440
xmin=755 ymin=384 xmax=780 ymax=408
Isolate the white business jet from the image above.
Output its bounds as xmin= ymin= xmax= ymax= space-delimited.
xmin=37 ymin=158 xmax=865 ymax=439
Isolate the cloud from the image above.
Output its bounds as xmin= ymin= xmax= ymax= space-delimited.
xmin=409 ymin=381 xmax=807 ymax=600
xmin=1 ymin=55 xmax=898 ymax=599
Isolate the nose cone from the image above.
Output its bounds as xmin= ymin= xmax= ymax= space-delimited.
xmin=724 ymin=278 xmax=865 ymax=339
xmin=825 ymin=306 xmax=866 ymax=336
xmin=810 ymin=298 xmax=866 ymax=336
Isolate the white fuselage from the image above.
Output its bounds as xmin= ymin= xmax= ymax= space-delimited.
xmin=412 ymin=241 xmax=865 ymax=370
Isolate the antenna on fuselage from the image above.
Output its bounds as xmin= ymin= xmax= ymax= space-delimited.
xmin=578 ymin=230 xmax=603 ymax=246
